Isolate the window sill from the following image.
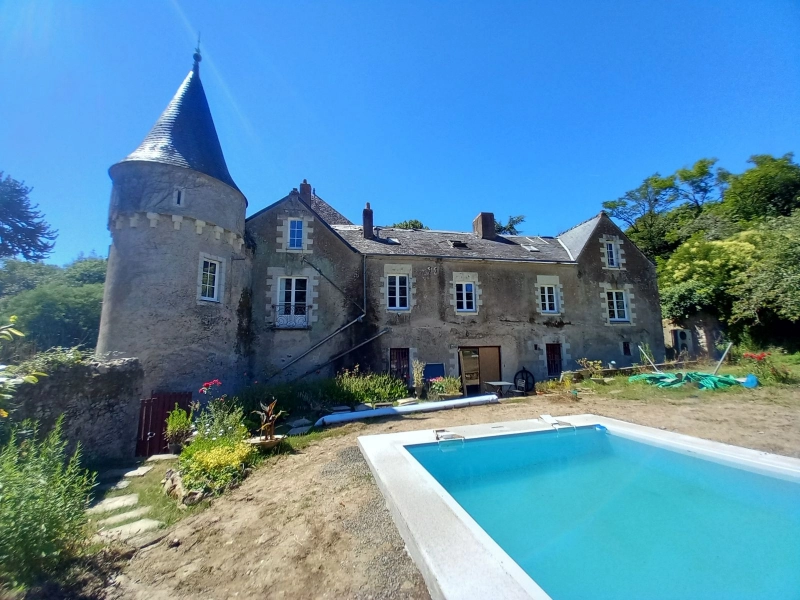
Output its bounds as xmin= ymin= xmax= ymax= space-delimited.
xmin=197 ymin=298 xmax=221 ymax=304
xmin=609 ymin=320 xmax=631 ymax=324
xmin=272 ymin=325 xmax=311 ymax=330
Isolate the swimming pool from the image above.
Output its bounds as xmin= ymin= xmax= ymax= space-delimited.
xmin=359 ymin=415 xmax=800 ymax=600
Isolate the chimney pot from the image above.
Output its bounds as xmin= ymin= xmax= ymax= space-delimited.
xmin=363 ymin=203 xmax=374 ymax=239
xmin=473 ymin=212 xmax=495 ymax=240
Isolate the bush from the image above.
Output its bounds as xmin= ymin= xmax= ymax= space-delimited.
xmin=0 ymin=418 xmax=95 ymax=586
xmin=179 ymin=401 xmax=254 ymax=495
xmin=740 ymin=351 xmax=793 ymax=384
xmin=428 ymin=376 xmax=462 ymax=399
xmin=165 ymin=403 xmax=192 ymax=445
xmin=234 ymin=366 xmax=408 ymax=417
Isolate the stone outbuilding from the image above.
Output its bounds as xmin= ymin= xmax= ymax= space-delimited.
xmin=97 ymin=52 xmax=665 ymax=395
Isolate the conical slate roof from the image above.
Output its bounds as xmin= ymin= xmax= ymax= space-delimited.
xmin=117 ymin=54 xmax=241 ymax=193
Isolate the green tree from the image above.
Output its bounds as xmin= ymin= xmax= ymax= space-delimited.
xmin=731 ymin=210 xmax=800 ymax=324
xmin=0 ymin=173 xmax=57 ymax=260
xmin=62 ymin=256 xmax=107 ymax=286
xmin=495 ymin=215 xmax=525 ymax=235
xmin=0 ymin=260 xmax=60 ymax=299
xmin=723 ymin=153 xmax=800 ymax=222
xmin=603 ymin=174 xmax=678 ymax=261
xmin=674 ymin=158 xmax=729 ymax=212
xmin=658 ymin=234 xmax=760 ymax=322
xmin=391 ymin=219 xmax=429 ymax=230
xmin=0 ymin=283 xmax=104 ymax=350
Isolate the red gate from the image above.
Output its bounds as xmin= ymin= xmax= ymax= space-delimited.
xmin=135 ymin=392 xmax=193 ymax=457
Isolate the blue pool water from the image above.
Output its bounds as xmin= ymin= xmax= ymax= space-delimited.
xmin=406 ymin=427 xmax=800 ymax=600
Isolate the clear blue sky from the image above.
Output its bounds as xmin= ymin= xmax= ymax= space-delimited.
xmin=1 ymin=0 xmax=799 ymax=265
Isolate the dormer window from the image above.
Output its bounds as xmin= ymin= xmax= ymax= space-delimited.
xmin=173 ymin=188 xmax=185 ymax=207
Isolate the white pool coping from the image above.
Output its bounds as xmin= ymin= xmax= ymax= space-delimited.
xmin=357 ymin=414 xmax=800 ymax=600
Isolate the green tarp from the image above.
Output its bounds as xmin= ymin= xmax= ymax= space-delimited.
xmin=628 ymin=371 xmax=740 ymax=390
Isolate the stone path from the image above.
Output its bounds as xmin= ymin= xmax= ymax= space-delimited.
xmin=146 ymin=453 xmax=179 ymax=462
xmin=88 ymin=462 xmax=168 ymax=546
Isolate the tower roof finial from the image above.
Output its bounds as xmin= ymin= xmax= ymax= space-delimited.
xmin=193 ymin=33 xmax=202 ymax=73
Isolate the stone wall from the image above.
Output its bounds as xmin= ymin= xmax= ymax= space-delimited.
xmin=13 ymin=358 xmax=144 ymax=463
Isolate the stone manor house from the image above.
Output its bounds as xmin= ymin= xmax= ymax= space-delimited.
xmin=96 ymin=53 xmax=665 ymax=395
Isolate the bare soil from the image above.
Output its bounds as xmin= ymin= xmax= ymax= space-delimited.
xmin=106 ymin=388 xmax=800 ymax=600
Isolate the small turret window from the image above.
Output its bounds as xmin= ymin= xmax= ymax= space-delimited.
xmin=200 ymin=259 xmax=220 ymax=301
xmin=173 ymin=188 xmax=185 ymax=207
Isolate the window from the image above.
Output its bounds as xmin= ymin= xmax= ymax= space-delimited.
xmin=387 ymin=275 xmax=409 ymax=310
xmin=288 ymin=219 xmax=303 ymax=249
xmin=455 ymin=282 xmax=476 ymax=312
xmin=606 ymin=242 xmax=618 ymax=267
xmin=540 ymin=285 xmax=559 ymax=313
xmin=200 ymin=259 xmax=220 ymax=301
xmin=607 ymin=290 xmax=628 ymax=322
xmin=276 ymin=277 xmax=308 ymax=328
xmin=623 ymin=342 xmax=632 ymax=356
xmin=173 ymin=188 xmax=184 ymax=207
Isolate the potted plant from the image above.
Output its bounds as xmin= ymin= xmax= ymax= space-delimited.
xmin=429 ymin=376 xmax=463 ymax=401
xmin=165 ymin=403 xmax=193 ymax=454
xmin=412 ymin=360 xmax=425 ymax=399
xmin=248 ymin=399 xmax=286 ymax=450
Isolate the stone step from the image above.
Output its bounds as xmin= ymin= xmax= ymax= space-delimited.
xmin=87 ymin=493 xmax=139 ymax=515
xmin=97 ymin=506 xmax=152 ymax=527
xmin=146 ymin=453 xmax=179 ymax=462
xmin=98 ymin=518 xmax=163 ymax=541
xmin=97 ymin=465 xmax=154 ymax=481
xmin=94 ymin=479 xmax=131 ymax=494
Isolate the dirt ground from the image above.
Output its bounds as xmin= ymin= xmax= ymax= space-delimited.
xmin=106 ymin=388 xmax=800 ymax=600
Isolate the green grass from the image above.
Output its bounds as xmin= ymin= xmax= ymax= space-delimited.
xmin=277 ymin=423 xmax=356 ymax=452
xmin=88 ymin=459 xmax=208 ymax=535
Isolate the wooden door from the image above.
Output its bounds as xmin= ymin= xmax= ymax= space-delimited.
xmin=389 ymin=348 xmax=410 ymax=385
xmin=478 ymin=346 xmax=501 ymax=391
xmin=546 ymin=343 xmax=562 ymax=377
xmin=136 ymin=392 xmax=192 ymax=457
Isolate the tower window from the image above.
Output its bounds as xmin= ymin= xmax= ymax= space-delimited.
xmin=288 ymin=219 xmax=304 ymax=249
xmin=173 ymin=188 xmax=185 ymax=207
xmin=200 ymin=259 xmax=220 ymax=301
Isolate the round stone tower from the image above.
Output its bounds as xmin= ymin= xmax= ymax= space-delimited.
xmin=96 ymin=51 xmax=250 ymax=395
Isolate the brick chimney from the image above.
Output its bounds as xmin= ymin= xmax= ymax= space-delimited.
xmin=363 ymin=203 xmax=374 ymax=239
xmin=473 ymin=212 xmax=495 ymax=240
xmin=299 ymin=179 xmax=312 ymax=203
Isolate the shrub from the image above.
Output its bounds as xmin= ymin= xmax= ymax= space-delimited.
xmin=0 ymin=418 xmax=95 ymax=586
xmin=165 ymin=403 xmax=193 ymax=445
xmin=740 ymin=351 xmax=793 ymax=384
xmin=335 ymin=366 xmax=408 ymax=404
xmin=428 ymin=376 xmax=462 ymax=399
xmin=180 ymin=401 xmax=254 ymax=495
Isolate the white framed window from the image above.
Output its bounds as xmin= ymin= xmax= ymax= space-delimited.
xmin=276 ymin=277 xmax=309 ymax=328
xmin=607 ymin=290 xmax=628 ymax=322
xmin=387 ymin=275 xmax=409 ymax=310
xmin=606 ymin=242 xmax=618 ymax=267
xmin=200 ymin=259 xmax=221 ymax=301
xmin=173 ymin=188 xmax=185 ymax=207
xmin=540 ymin=284 xmax=559 ymax=313
xmin=288 ymin=219 xmax=304 ymax=249
xmin=455 ymin=282 xmax=476 ymax=312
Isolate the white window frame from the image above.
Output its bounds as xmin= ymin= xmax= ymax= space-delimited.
xmin=455 ymin=282 xmax=477 ymax=312
xmin=606 ymin=242 xmax=618 ymax=267
xmin=173 ymin=188 xmax=185 ymax=207
xmin=276 ymin=276 xmax=310 ymax=328
xmin=199 ymin=258 xmax=221 ymax=302
xmin=607 ymin=290 xmax=629 ymax=322
xmin=387 ymin=274 xmax=410 ymax=311
xmin=288 ymin=219 xmax=304 ymax=250
xmin=540 ymin=284 xmax=559 ymax=313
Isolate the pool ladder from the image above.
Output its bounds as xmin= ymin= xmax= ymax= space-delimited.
xmin=435 ymin=429 xmax=465 ymax=452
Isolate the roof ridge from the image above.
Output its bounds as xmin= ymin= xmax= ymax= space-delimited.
xmin=556 ymin=211 xmax=605 ymax=238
